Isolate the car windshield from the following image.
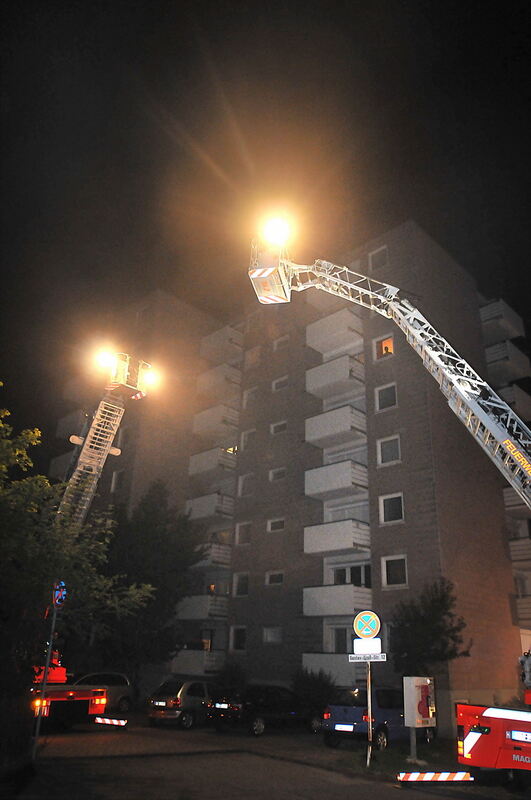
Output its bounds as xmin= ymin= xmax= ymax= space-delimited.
xmin=154 ymin=680 xmax=183 ymax=696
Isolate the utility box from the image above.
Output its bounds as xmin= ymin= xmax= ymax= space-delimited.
xmin=403 ymin=676 xmax=437 ymax=728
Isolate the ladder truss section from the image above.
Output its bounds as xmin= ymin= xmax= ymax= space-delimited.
xmin=58 ymin=395 xmax=125 ymax=524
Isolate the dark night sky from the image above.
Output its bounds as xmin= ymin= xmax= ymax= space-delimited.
xmin=1 ymin=0 xmax=530 ymax=465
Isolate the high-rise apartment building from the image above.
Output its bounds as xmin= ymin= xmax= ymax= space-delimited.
xmin=51 ymin=222 xmax=530 ymax=733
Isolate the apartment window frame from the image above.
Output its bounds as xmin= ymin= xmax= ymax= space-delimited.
xmin=373 ymin=334 xmax=395 ymax=361
xmin=375 ymin=382 xmax=397 ymax=412
xmin=240 ymin=428 xmax=257 ymax=451
xmin=269 ymin=466 xmax=287 ymax=482
xmin=237 ymin=472 xmax=255 ymax=497
xmin=243 ymin=385 xmax=258 ymax=408
xmin=381 ymin=555 xmax=408 ymax=588
xmin=235 ymin=521 xmax=252 ymax=545
xmin=272 ymin=374 xmax=289 ymax=392
xmin=244 ymin=346 xmax=261 ymax=370
xmin=273 ymin=335 xmax=289 ymax=352
xmin=267 ymin=517 xmax=286 ymax=533
xmin=270 ymin=419 xmax=288 ymax=435
xmin=263 ymin=626 xmax=283 ymax=644
xmin=110 ymin=470 xmax=124 ymax=494
xmin=378 ymin=492 xmax=405 ymax=524
xmin=233 ymin=572 xmax=249 ymax=597
xmin=369 ymin=245 xmax=389 ymax=272
xmin=265 ymin=570 xmax=284 ymax=586
xmin=230 ymin=625 xmax=247 ymax=651
xmin=377 ymin=434 xmax=401 ymax=466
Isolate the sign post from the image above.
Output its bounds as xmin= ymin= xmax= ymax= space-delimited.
xmin=403 ymin=676 xmax=436 ymax=764
xmin=352 ymin=610 xmax=384 ymax=768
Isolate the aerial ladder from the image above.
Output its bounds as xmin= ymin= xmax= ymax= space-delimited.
xmin=248 ymin=241 xmax=531 ymax=510
xmin=57 ymin=353 xmax=156 ymax=525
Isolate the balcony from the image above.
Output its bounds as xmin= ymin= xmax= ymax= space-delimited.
xmin=49 ymin=450 xmax=75 ymax=481
xmin=499 ymin=384 xmax=531 ymax=423
xmin=304 ymin=519 xmax=370 ymax=554
xmin=306 ymin=355 xmax=365 ymax=400
xmin=306 ymin=406 xmax=366 ymax=448
xmin=200 ymin=325 xmax=243 ymax=366
xmin=509 ymin=538 xmax=531 ymax=567
xmin=189 ymin=447 xmax=237 ymax=480
xmin=170 ymin=649 xmax=226 ymax=675
xmin=305 ymin=460 xmax=368 ymax=501
xmin=192 ymin=404 xmax=239 ymax=442
xmin=192 ymin=542 xmax=232 ymax=569
xmin=176 ymin=594 xmax=229 ymax=620
xmin=480 ymin=299 xmax=525 ymax=347
xmin=306 ymin=308 xmax=363 ymax=357
xmin=303 ymin=584 xmax=372 ymax=616
xmin=485 ymin=341 xmax=531 ymax=386
xmin=185 ymin=493 xmax=234 ymax=521
xmin=504 ymin=487 xmax=531 ymax=519
xmin=516 ymin=595 xmax=531 ymax=629
xmin=197 ymin=363 xmax=242 ymax=404
xmin=302 ymin=653 xmax=364 ymax=685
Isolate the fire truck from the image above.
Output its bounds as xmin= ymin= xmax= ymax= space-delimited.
xmin=31 ymin=652 xmax=107 ymax=727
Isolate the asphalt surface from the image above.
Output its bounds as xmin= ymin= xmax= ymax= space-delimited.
xmin=5 ymin=714 xmax=522 ymax=800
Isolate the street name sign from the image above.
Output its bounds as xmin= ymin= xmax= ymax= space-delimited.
xmin=349 ymin=653 xmax=387 ymax=662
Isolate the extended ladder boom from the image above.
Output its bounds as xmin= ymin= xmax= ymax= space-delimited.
xmin=249 ymin=246 xmax=531 ymax=509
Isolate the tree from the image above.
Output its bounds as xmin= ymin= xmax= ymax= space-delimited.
xmin=98 ymin=481 xmax=205 ymax=682
xmin=0 ymin=395 xmax=151 ymax=770
xmin=389 ymin=578 xmax=470 ymax=676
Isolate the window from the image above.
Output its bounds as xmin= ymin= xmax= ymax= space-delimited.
xmin=238 ymin=473 xmax=255 ymax=497
xmin=233 ymin=573 xmax=249 ymax=596
xmin=269 ymin=467 xmax=286 ymax=482
xmin=333 ymin=628 xmax=348 ymax=654
xmin=230 ymin=626 xmax=247 ymax=651
xmin=375 ymin=383 xmax=397 ymax=411
xmin=332 ymin=564 xmax=371 ymax=587
xmin=244 ymin=346 xmax=261 ymax=370
xmin=110 ymin=470 xmax=124 ymax=493
xmin=381 ymin=555 xmax=408 ymax=587
xmin=265 ymin=571 xmax=284 ymax=586
xmin=235 ymin=521 xmax=251 ymax=545
xmin=374 ymin=335 xmax=394 ymax=360
xmin=272 ymin=375 xmax=289 ymax=392
xmin=369 ymin=246 xmax=389 ymax=272
xmin=243 ymin=386 xmax=258 ymax=408
xmin=377 ymin=435 xmax=401 ymax=465
xmin=263 ymin=626 xmax=283 ymax=644
xmin=240 ymin=429 xmax=256 ymax=451
xmin=270 ymin=420 xmax=287 ymax=435
xmin=267 ymin=517 xmax=285 ymax=532
xmin=379 ymin=493 xmax=404 ymax=524
xmin=273 ymin=335 xmax=289 ymax=351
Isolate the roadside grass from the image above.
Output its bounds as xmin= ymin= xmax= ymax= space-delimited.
xmin=331 ymin=737 xmax=459 ymax=780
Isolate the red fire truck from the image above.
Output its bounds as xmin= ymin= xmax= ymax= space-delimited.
xmin=31 ymin=652 xmax=107 ymax=726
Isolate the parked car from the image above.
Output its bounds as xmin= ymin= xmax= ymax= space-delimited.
xmin=72 ymin=672 xmax=134 ymax=713
xmin=321 ymin=686 xmax=435 ymax=750
xmin=147 ymin=677 xmax=216 ymax=729
xmin=207 ymin=683 xmax=321 ymax=736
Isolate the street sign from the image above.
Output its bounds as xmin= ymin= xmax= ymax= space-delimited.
xmin=53 ymin=581 xmax=67 ymax=607
xmin=353 ymin=610 xmax=381 ymax=639
xmin=354 ymin=637 xmax=382 ymax=655
xmin=349 ymin=653 xmax=387 ymax=662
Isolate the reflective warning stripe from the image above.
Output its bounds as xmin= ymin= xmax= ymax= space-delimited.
xmin=259 ymin=295 xmax=286 ymax=304
xmin=397 ymin=772 xmax=474 ymax=782
xmin=249 ymin=268 xmax=276 ymax=278
xmin=483 ymin=707 xmax=531 ymax=723
xmin=462 ymin=730 xmax=482 ymax=757
xmin=94 ymin=717 xmax=127 ymax=726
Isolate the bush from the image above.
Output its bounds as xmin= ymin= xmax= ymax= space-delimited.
xmin=291 ymin=667 xmax=337 ymax=710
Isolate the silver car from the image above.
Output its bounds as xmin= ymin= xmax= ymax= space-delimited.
xmin=147 ymin=678 xmax=215 ymax=729
xmin=73 ymin=672 xmax=134 ymax=713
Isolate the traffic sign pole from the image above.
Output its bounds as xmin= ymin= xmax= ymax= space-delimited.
xmin=366 ymin=661 xmax=373 ymax=768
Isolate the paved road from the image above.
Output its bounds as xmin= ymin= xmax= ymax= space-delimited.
xmin=9 ymin=716 xmax=516 ymax=800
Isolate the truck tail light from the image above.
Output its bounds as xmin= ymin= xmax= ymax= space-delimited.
xmin=32 ymin=698 xmax=50 ymax=717
xmin=322 ymin=707 xmax=331 ymax=720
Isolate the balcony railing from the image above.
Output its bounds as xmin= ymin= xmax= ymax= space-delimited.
xmin=499 ymin=384 xmax=531 ymax=423
xmin=306 ymin=355 xmax=365 ymax=400
xmin=509 ymin=538 xmax=531 ymax=563
xmin=188 ymin=447 xmax=237 ymax=477
xmin=480 ymin=299 xmax=525 ymax=346
xmin=305 ymin=406 xmax=366 ymax=448
xmin=200 ymin=325 xmax=243 ymax=366
xmin=197 ymin=363 xmax=242 ymax=404
xmin=192 ymin=542 xmax=232 ymax=568
xmin=302 ymin=653 xmax=365 ymax=685
xmin=305 ymin=460 xmax=368 ymax=501
xmin=304 ymin=519 xmax=370 ymax=554
xmin=303 ymin=584 xmax=372 ymax=616
xmin=192 ymin=404 xmax=239 ymax=442
xmin=306 ymin=308 xmax=363 ymax=356
xmin=485 ymin=340 xmax=531 ymax=386
xmin=185 ymin=493 xmax=235 ymax=520
xmin=504 ymin=487 xmax=531 ymax=519
xmin=176 ymin=594 xmax=229 ymax=620
xmin=516 ymin=595 xmax=531 ymax=628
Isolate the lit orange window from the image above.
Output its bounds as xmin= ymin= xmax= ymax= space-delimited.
xmin=375 ymin=336 xmax=394 ymax=359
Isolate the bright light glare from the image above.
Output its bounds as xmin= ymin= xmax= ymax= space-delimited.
xmin=142 ymin=367 xmax=161 ymax=388
xmin=94 ymin=350 xmax=117 ymax=371
xmin=261 ymin=217 xmax=291 ymax=248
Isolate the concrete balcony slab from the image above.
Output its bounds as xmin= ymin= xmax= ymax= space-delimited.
xmin=306 ymin=406 xmax=366 ymax=449
xmin=306 ymin=355 xmax=365 ymax=399
xmin=304 ymin=519 xmax=370 ymax=554
xmin=306 ymin=308 xmax=363 ymax=357
xmin=305 ymin=460 xmax=368 ymax=501
xmin=303 ymin=583 xmax=372 ymax=616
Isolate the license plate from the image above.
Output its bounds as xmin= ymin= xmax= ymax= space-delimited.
xmin=154 ymin=701 xmax=166 ymax=707
xmin=215 ymin=702 xmax=229 ymax=709
xmin=335 ymin=723 xmax=354 ymax=732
